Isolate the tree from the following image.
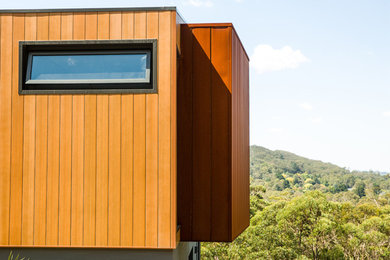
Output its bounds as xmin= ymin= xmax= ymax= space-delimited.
xmin=293 ymin=176 xmax=303 ymax=186
xmin=373 ymin=183 xmax=381 ymax=195
xmin=283 ymin=179 xmax=291 ymax=189
xmin=276 ymin=172 xmax=285 ymax=180
xmin=355 ymin=182 xmax=366 ymax=198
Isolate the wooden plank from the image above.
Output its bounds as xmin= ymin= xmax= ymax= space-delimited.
xmin=96 ymin=93 xmax=109 ymax=247
xmin=157 ymin=11 xmax=171 ymax=248
xmin=120 ymin=11 xmax=134 ymax=247
xmin=133 ymin=11 xmax=147 ymax=247
xmin=191 ymin=27 xmax=212 ymax=241
xmin=83 ymin=11 xmax=97 ymax=247
xmin=95 ymin=12 xmax=109 ymax=246
xmin=230 ymin=30 xmax=251 ymax=240
xmin=231 ymin=33 xmax=239 ymax=239
xmin=239 ymin=34 xmax=248 ymax=240
xmin=21 ymin=14 xmax=36 ymax=246
xmin=58 ymin=12 xmax=73 ymax=246
xmin=120 ymin=95 xmax=133 ymax=247
xmin=71 ymin=94 xmax=84 ymax=246
xmin=210 ymin=27 xmax=232 ymax=241
xmin=121 ymin=12 xmax=134 ymax=40
xmin=9 ymin=13 xmax=24 ymax=246
xmin=145 ymin=11 xmax=158 ymax=248
xmin=46 ymin=13 xmax=61 ymax=246
xmin=108 ymin=11 xmax=122 ymax=247
xmin=70 ymin=12 xmax=85 ymax=247
xmin=176 ymin=23 xmax=193 ymax=241
xmin=0 ymin=14 xmax=12 ymax=245
xmin=34 ymin=13 xmax=49 ymax=246
xmin=170 ymin=11 xmax=177 ymax=247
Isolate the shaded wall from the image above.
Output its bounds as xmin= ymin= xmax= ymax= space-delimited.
xmin=177 ymin=23 xmax=249 ymax=242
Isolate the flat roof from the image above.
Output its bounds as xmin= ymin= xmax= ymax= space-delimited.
xmin=0 ymin=6 xmax=176 ymax=13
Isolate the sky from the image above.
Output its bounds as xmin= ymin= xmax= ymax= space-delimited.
xmin=2 ymin=0 xmax=390 ymax=172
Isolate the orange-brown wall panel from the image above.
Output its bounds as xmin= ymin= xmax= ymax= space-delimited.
xmin=177 ymin=23 xmax=249 ymax=242
xmin=170 ymin=11 xmax=177 ymax=248
xmin=133 ymin=11 xmax=147 ymax=247
xmin=192 ymin=27 xmax=212 ymax=241
xmin=158 ymin=11 xmax=173 ymax=248
xmin=9 ymin=14 xmax=24 ymax=246
xmin=58 ymin=13 xmax=73 ymax=246
xmin=108 ymin=12 xmax=122 ymax=247
xmin=46 ymin=13 xmax=61 ymax=246
xmin=83 ymin=12 xmax=98 ymax=247
xmin=177 ymin=24 xmax=193 ymax=241
xmin=210 ymin=27 xmax=232 ymax=241
xmin=34 ymin=13 xmax=49 ymax=246
xmin=22 ymin=14 xmax=37 ymax=245
xmin=231 ymin=28 xmax=250 ymax=239
xmin=120 ymin=11 xmax=134 ymax=247
xmin=71 ymin=12 xmax=86 ymax=247
xmin=145 ymin=11 xmax=159 ymax=248
xmin=0 ymin=9 xmax=177 ymax=249
xmin=95 ymin=11 xmax=110 ymax=247
xmin=0 ymin=14 xmax=12 ymax=245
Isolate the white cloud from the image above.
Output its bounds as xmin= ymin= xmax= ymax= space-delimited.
xmin=382 ymin=111 xmax=390 ymax=117
xmin=186 ymin=0 xmax=213 ymax=7
xmin=299 ymin=102 xmax=313 ymax=111
xmin=251 ymin=44 xmax=310 ymax=74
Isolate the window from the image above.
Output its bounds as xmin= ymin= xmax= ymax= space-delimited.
xmin=19 ymin=40 xmax=157 ymax=94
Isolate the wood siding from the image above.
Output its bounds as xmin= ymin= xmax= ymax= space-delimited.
xmin=231 ymin=28 xmax=250 ymax=240
xmin=0 ymin=10 xmax=177 ymax=249
xmin=177 ymin=23 xmax=249 ymax=242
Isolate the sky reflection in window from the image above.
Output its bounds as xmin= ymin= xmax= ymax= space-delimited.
xmin=30 ymin=53 xmax=148 ymax=80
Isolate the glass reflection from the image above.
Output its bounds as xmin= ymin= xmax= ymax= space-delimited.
xmin=30 ymin=53 xmax=148 ymax=80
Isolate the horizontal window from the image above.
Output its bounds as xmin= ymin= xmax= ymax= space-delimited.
xmin=28 ymin=51 xmax=150 ymax=83
xmin=19 ymin=40 xmax=157 ymax=94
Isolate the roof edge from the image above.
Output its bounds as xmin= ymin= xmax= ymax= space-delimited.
xmin=187 ymin=23 xmax=249 ymax=60
xmin=0 ymin=6 xmax=176 ymax=13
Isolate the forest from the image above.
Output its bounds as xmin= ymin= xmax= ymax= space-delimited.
xmin=202 ymin=146 xmax=390 ymax=259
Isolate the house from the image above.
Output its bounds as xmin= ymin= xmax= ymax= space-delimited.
xmin=0 ymin=6 xmax=249 ymax=260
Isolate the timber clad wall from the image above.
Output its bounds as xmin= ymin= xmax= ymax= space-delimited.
xmin=0 ymin=10 xmax=177 ymax=248
xmin=177 ymin=24 xmax=250 ymax=242
xmin=231 ymin=28 xmax=250 ymax=239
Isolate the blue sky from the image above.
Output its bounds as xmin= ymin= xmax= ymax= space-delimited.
xmin=3 ymin=0 xmax=390 ymax=172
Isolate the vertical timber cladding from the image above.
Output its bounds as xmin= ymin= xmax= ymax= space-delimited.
xmin=0 ymin=9 xmax=177 ymax=249
xmin=177 ymin=24 xmax=249 ymax=242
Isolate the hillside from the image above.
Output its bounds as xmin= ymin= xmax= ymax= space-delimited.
xmin=203 ymin=146 xmax=390 ymax=259
xmin=250 ymin=145 xmax=390 ymax=198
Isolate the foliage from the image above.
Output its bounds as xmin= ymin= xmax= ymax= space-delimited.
xmin=8 ymin=251 xmax=30 ymax=260
xmin=203 ymin=146 xmax=390 ymax=259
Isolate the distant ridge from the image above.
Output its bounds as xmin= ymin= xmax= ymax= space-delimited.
xmin=250 ymin=145 xmax=390 ymax=193
xmin=251 ymin=145 xmax=389 ymax=176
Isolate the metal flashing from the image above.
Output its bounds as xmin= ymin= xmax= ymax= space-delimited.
xmin=0 ymin=6 xmax=176 ymax=13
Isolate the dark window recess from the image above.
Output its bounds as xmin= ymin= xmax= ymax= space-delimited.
xmin=19 ymin=40 xmax=157 ymax=94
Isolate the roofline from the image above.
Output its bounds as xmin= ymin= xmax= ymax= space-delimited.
xmin=0 ymin=6 xmax=176 ymax=13
xmin=187 ymin=23 xmax=249 ymax=60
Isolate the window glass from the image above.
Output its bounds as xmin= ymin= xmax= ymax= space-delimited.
xmin=29 ymin=52 xmax=149 ymax=82
xmin=19 ymin=40 xmax=157 ymax=94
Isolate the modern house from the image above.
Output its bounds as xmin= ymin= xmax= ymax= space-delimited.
xmin=0 ymin=6 xmax=249 ymax=260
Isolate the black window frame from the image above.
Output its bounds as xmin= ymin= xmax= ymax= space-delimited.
xmin=19 ymin=39 xmax=157 ymax=95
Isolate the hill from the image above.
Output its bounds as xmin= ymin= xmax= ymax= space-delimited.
xmin=202 ymin=146 xmax=390 ymax=259
xmin=250 ymin=145 xmax=390 ymax=199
